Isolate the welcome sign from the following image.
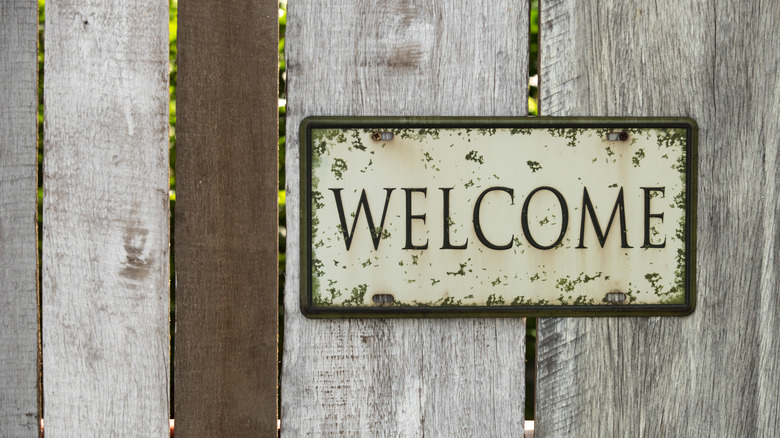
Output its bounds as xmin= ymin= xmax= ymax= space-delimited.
xmin=299 ymin=117 xmax=697 ymax=317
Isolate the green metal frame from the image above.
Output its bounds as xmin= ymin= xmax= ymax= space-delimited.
xmin=299 ymin=116 xmax=698 ymax=318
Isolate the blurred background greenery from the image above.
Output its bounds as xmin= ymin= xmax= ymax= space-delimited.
xmin=36 ymin=0 xmax=540 ymax=421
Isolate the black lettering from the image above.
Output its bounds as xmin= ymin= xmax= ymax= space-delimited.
xmin=521 ymin=186 xmax=568 ymax=250
xmin=403 ymin=188 xmax=428 ymax=250
xmin=473 ymin=187 xmax=515 ymax=250
xmin=440 ymin=188 xmax=468 ymax=249
xmin=577 ymin=187 xmax=632 ymax=248
xmin=330 ymin=188 xmax=394 ymax=251
xmin=641 ymin=187 xmax=666 ymax=248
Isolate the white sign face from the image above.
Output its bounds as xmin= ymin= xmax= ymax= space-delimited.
xmin=300 ymin=118 xmax=696 ymax=317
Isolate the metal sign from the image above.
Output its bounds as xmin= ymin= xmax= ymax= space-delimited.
xmin=299 ymin=117 xmax=697 ymax=317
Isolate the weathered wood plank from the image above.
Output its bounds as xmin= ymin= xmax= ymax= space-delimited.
xmin=0 ymin=0 xmax=40 ymax=435
xmin=537 ymin=1 xmax=780 ymax=436
xmin=282 ymin=1 xmax=528 ymax=435
xmin=41 ymin=0 xmax=170 ymax=435
xmin=174 ymin=0 xmax=278 ymax=435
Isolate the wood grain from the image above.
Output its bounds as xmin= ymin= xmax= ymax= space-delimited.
xmin=0 ymin=0 xmax=40 ymax=435
xmin=41 ymin=0 xmax=170 ymax=435
xmin=174 ymin=0 xmax=278 ymax=436
xmin=282 ymin=1 xmax=528 ymax=435
xmin=536 ymin=0 xmax=780 ymax=436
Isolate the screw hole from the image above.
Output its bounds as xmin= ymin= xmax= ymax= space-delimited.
xmin=604 ymin=291 xmax=628 ymax=304
xmin=606 ymin=131 xmax=629 ymax=141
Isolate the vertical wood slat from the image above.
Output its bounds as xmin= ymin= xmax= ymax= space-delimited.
xmin=42 ymin=0 xmax=170 ymax=435
xmin=537 ymin=0 xmax=780 ymax=436
xmin=282 ymin=1 xmax=528 ymax=436
xmin=174 ymin=0 xmax=278 ymax=436
xmin=0 ymin=0 xmax=40 ymax=435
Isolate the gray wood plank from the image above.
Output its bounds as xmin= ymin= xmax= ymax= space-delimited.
xmin=173 ymin=0 xmax=279 ymax=436
xmin=282 ymin=1 xmax=528 ymax=435
xmin=0 ymin=0 xmax=40 ymax=435
xmin=41 ymin=0 xmax=170 ymax=435
xmin=536 ymin=1 xmax=780 ymax=436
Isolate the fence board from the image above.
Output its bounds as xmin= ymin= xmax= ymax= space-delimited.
xmin=537 ymin=0 xmax=780 ymax=436
xmin=0 ymin=0 xmax=40 ymax=435
xmin=174 ymin=0 xmax=278 ymax=435
xmin=282 ymin=1 xmax=528 ymax=435
xmin=41 ymin=0 xmax=170 ymax=435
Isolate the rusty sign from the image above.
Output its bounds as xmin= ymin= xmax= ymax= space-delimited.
xmin=299 ymin=117 xmax=697 ymax=317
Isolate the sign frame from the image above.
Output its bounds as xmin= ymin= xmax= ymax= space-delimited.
xmin=299 ymin=116 xmax=697 ymax=318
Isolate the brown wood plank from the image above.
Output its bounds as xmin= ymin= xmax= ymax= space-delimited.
xmin=174 ymin=0 xmax=278 ymax=436
xmin=41 ymin=0 xmax=170 ymax=435
xmin=0 ymin=0 xmax=40 ymax=435
xmin=536 ymin=0 xmax=780 ymax=436
xmin=282 ymin=1 xmax=528 ymax=435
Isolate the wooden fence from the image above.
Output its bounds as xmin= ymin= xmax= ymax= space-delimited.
xmin=2 ymin=0 xmax=779 ymax=436
xmin=2 ymin=0 xmax=278 ymax=436
xmin=282 ymin=0 xmax=529 ymax=435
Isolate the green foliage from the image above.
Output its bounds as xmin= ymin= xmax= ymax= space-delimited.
xmin=169 ymin=0 xmax=178 ymax=192
xmin=279 ymin=1 xmax=286 ymax=191
xmin=529 ymin=0 xmax=539 ymax=116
